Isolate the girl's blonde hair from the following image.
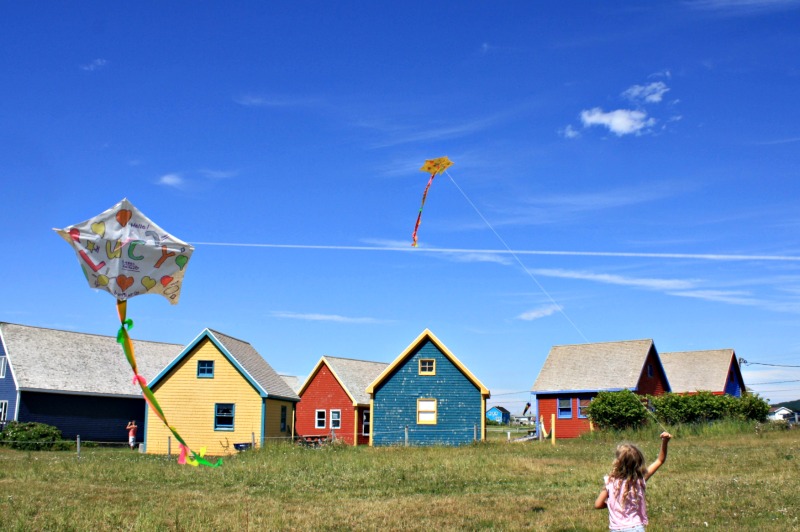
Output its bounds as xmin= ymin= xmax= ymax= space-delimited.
xmin=609 ymin=443 xmax=648 ymax=508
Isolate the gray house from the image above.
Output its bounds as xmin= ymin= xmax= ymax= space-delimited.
xmin=0 ymin=322 xmax=182 ymax=442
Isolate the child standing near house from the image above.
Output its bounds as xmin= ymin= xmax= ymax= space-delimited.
xmin=126 ymin=420 xmax=138 ymax=450
xmin=594 ymin=432 xmax=671 ymax=531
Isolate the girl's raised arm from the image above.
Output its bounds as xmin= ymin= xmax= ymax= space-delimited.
xmin=645 ymin=432 xmax=671 ymax=480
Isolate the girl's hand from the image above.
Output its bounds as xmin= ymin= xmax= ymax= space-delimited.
xmin=660 ymin=432 xmax=672 ymax=441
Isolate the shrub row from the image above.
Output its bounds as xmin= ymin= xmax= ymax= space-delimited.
xmin=586 ymin=390 xmax=770 ymax=431
xmin=0 ymin=421 xmax=72 ymax=451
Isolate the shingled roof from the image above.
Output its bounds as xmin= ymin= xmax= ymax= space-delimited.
xmin=301 ymin=356 xmax=389 ymax=406
xmin=150 ymin=329 xmax=300 ymax=402
xmin=660 ymin=349 xmax=738 ymax=394
xmin=0 ymin=322 xmax=183 ymax=398
xmin=532 ymin=339 xmax=657 ymax=394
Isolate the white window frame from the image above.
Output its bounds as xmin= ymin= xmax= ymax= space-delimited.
xmin=0 ymin=357 xmax=6 ymax=378
xmin=330 ymin=409 xmax=341 ymax=430
xmin=417 ymin=398 xmax=437 ymax=425
xmin=0 ymin=400 xmax=7 ymax=422
xmin=315 ymin=409 xmax=326 ymax=429
xmin=362 ymin=410 xmax=370 ymax=436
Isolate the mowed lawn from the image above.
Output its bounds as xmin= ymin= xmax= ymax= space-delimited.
xmin=0 ymin=426 xmax=798 ymax=531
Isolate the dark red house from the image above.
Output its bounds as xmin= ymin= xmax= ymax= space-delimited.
xmin=296 ymin=356 xmax=387 ymax=446
xmin=531 ymin=339 xmax=670 ymax=438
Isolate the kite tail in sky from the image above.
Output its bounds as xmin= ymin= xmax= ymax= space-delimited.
xmin=116 ymin=300 xmax=221 ymax=467
xmin=412 ymin=156 xmax=453 ymax=247
xmin=411 ymin=172 xmax=436 ymax=247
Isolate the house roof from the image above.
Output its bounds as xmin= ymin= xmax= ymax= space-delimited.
xmin=659 ymin=349 xmax=738 ymax=393
xmin=300 ymin=356 xmax=389 ymax=406
xmin=488 ymin=406 xmax=510 ymax=414
xmin=532 ymin=339 xmax=658 ymax=394
xmin=366 ymin=329 xmax=490 ymax=397
xmin=150 ymin=329 xmax=300 ymax=402
xmin=0 ymin=322 xmax=183 ymax=398
xmin=279 ymin=375 xmax=304 ymax=394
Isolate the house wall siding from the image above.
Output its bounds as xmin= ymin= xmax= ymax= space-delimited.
xmin=146 ymin=338 xmax=263 ymax=455
xmin=537 ymin=395 xmax=593 ymax=439
xmin=18 ymin=391 xmax=144 ymax=441
xmin=0 ymin=352 xmax=17 ymax=425
xmin=725 ymin=360 xmax=743 ymax=397
xmin=296 ymin=365 xmax=357 ymax=445
xmin=636 ymin=348 xmax=669 ymax=396
xmin=264 ymin=398 xmax=294 ymax=441
xmin=372 ymin=340 xmax=483 ymax=446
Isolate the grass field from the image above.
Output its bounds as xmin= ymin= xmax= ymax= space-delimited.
xmin=0 ymin=423 xmax=798 ymax=530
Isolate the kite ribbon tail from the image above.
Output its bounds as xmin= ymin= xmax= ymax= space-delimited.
xmin=115 ymin=299 xmax=139 ymax=375
xmin=411 ymin=172 xmax=436 ymax=247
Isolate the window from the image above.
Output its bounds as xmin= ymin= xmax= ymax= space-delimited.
xmin=362 ymin=410 xmax=370 ymax=436
xmin=647 ymin=363 xmax=653 ymax=378
xmin=419 ymin=359 xmax=436 ymax=375
xmin=417 ymin=398 xmax=437 ymax=424
xmin=197 ymin=360 xmax=214 ymax=378
xmin=331 ymin=410 xmax=341 ymax=430
xmin=0 ymin=357 xmax=6 ymax=378
xmin=214 ymin=403 xmax=234 ymax=430
xmin=315 ymin=409 xmax=326 ymax=429
xmin=0 ymin=400 xmax=7 ymax=422
xmin=280 ymin=405 xmax=287 ymax=432
xmin=578 ymin=398 xmax=591 ymax=419
xmin=558 ymin=398 xmax=572 ymax=419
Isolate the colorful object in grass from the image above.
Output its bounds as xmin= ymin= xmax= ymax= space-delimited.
xmin=56 ymin=199 xmax=220 ymax=467
xmin=522 ymin=402 xmax=531 ymax=416
xmin=412 ymin=156 xmax=453 ymax=247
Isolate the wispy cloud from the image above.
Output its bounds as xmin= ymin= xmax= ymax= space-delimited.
xmin=199 ymin=169 xmax=238 ymax=179
xmin=269 ymin=311 xmax=387 ymax=324
xmin=517 ymin=304 xmax=561 ymax=321
xmin=580 ymin=108 xmax=656 ymax=136
xmin=233 ymin=94 xmax=322 ymax=108
xmin=81 ymin=59 xmax=108 ymax=72
xmin=686 ymin=0 xmax=800 ymax=15
xmin=529 ymin=267 xmax=697 ymax=291
xmin=157 ymin=173 xmax=185 ymax=188
xmin=622 ymin=82 xmax=670 ymax=104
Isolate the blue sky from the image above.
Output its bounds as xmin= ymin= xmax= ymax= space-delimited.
xmin=3 ymin=1 xmax=800 ymax=410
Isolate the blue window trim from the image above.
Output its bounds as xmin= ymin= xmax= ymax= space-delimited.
xmin=577 ymin=397 xmax=591 ymax=419
xmin=214 ymin=403 xmax=235 ymax=431
xmin=197 ymin=360 xmax=215 ymax=378
xmin=557 ymin=397 xmax=573 ymax=419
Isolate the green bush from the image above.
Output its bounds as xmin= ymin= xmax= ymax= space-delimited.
xmin=0 ymin=422 xmax=72 ymax=451
xmin=650 ymin=392 xmax=769 ymax=425
xmin=586 ymin=390 xmax=647 ymax=430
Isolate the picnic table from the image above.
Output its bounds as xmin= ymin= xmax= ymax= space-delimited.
xmin=296 ymin=434 xmax=331 ymax=448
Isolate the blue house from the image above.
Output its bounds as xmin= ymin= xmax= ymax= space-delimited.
xmin=487 ymin=406 xmax=511 ymax=424
xmin=0 ymin=322 xmax=181 ymax=441
xmin=366 ymin=329 xmax=490 ymax=446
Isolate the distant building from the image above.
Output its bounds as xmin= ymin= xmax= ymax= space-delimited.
xmin=532 ymin=339 xmax=670 ymax=439
xmin=659 ymin=349 xmax=745 ymax=397
xmin=487 ymin=406 xmax=511 ymax=424
xmin=367 ymin=329 xmax=490 ymax=446
xmin=0 ymin=322 xmax=181 ymax=442
xmin=768 ymin=406 xmax=794 ymax=422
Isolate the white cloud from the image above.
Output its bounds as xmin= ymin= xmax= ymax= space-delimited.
xmin=81 ymin=59 xmax=108 ymax=71
xmin=529 ymin=268 xmax=697 ymax=291
xmin=622 ymin=82 xmax=670 ymax=104
xmin=269 ymin=311 xmax=386 ymax=324
xmin=580 ymin=107 xmax=656 ymax=136
xmin=561 ymin=124 xmax=581 ymax=139
xmin=517 ymin=304 xmax=561 ymax=321
xmin=157 ymin=173 xmax=184 ymax=188
xmin=199 ymin=169 xmax=238 ymax=179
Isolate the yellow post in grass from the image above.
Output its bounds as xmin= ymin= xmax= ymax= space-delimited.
xmin=551 ymin=413 xmax=556 ymax=445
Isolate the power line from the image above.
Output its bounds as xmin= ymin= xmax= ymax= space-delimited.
xmin=740 ymin=359 xmax=800 ymax=368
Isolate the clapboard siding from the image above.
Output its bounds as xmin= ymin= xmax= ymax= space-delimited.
xmin=0 ymin=353 xmax=16 ymax=425
xmin=18 ymin=391 xmax=144 ymax=441
xmin=372 ymin=339 xmax=483 ymax=446
xmin=147 ymin=338 xmax=263 ymax=455
xmin=537 ymin=395 xmax=593 ymax=439
xmin=264 ymin=398 xmax=294 ymax=440
xmin=296 ymin=364 xmax=356 ymax=443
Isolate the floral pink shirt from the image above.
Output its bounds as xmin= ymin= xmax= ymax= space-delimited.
xmin=604 ymin=475 xmax=648 ymax=530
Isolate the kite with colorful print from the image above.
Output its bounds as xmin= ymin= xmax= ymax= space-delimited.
xmin=55 ymin=198 xmax=220 ymax=467
xmin=411 ymin=156 xmax=453 ymax=247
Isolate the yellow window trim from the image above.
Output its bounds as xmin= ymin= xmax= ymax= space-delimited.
xmin=417 ymin=398 xmax=437 ymax=425
xmin=419 ymin=358 xmax=436 ymax=376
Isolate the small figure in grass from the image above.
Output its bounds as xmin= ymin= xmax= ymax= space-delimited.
xmin=126 ymin=420 xmax=138 ymax=450
xmin=594 ymin=431 xmax=672 ymax=531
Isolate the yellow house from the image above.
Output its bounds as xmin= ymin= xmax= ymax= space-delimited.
xmin=144 ymin=329 xmax=299 ymax=456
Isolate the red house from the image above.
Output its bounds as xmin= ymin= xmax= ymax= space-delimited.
xmin=531 ymin=339 xmax=670 ymax=438
xmin=296 ymin=356 xmax=388 ymax=446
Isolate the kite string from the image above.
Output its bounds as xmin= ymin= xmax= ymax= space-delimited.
xmin=443 ymin=170 xmax=588 ymax=343
xmin=115 ymin=300 xmax=221 ymax=467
